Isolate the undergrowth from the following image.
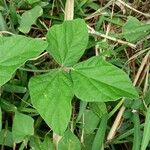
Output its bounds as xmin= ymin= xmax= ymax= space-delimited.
xmin=0 ymin=0 xmax=150 ymax=150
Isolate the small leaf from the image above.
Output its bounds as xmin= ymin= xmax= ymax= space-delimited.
xmin=0 ymin=130 xmax=13 ymax=147
xmin=89 ymin=102 xmax=107 ymax=118
xmin=12 ymin=112 xmax=34 ymax=143
xmin=71 ymin=56 xmax=138 ymax=102
xmin=76 ymin=101 xmax=87 ymax=123
xmin=122 ymin=16 xmax=150 ymax=42
xmin=42 ymin=136 xmax=55 ymax=150
xmin=0 ymin=98 xmax=17 ymax=112
xmin=58 ymin=129 xmax=81 ymax=150
xmin=29 ymin=69 xmax=73 ymax=135
xmin=18 ymin=6 xmax=43 ymax=33
xmin=141 ymin=107 xmax=150 ymax=150
xmin=82 ymin=134 xmax=95 ymax=150
xmin=0 ymin=35 xmax=47 ymax=87
xmin=3 ymin=84 xmax=27 ymax=93
xmin=30 ymin=136 xmax=42 ymax=150
xmin=83 ymin=110 xmax=100 ymax=134
xmin=46 ymin=19 xmax=88 ymax=66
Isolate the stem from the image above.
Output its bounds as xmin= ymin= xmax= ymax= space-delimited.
xmin=0 ymin=31 xmax=14 ymax=35
xmin=117 ymin=0 xmax=150 ymax=18
xmin=53 ymin=133 xmax=62 ymax=150
xmin=88 ymin=25 xmax=136 ymax=49
xmin=107 ymin=106 xmax=125 ymax=141
xmin=64 ymin=0 xmax=74 ymax=20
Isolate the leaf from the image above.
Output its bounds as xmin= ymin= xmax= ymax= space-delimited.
xmin=83 ymin=110 xmax=100 ymax=134
xmin=30 ymin=136 xmax=43 ymax=150
xmin=141 ymin=106 xmax=150 ymax=150
xmin=30 ymin=135 xmax=55 ymax=150
xmin=58 ymin=129 xmax=81 ymax=150
xmin=122 ymin=16 xmax=150 ymax=42
xmin=0 ymin=98 xmax=17 ymax=112
xmin=71 ymin=56 xmax=138 ymax=102
xmin=42 ymin=136 xmax=55 ymax=150
xmin=3 ymin=83 xmax=27 ymax=93
xmin=0 ymin=130 xmax=13 ymax=147
xmin=82 ymin=134 xmax=95 ymax=150
xmin=76 ymin=101 xmax=87 ymax=123
xmin=12 ymin=112 xmax=34 ymax=143
xmin=89 ymin=102 xmax=107 ymax=118
xmin=18 ymin=6 xmax=43 ymax=33
xmin=46 ymin=19 xmax=88 ymax=66
xmin=0 ymin=35 xmax=47 ymax=87
xmin=29 ymin=69 xmax=73 ymax=135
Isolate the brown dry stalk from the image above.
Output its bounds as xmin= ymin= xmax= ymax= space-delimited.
xmin=137 ymin=62 xmax=150 ymax=87
xmin=107 ymin=105 xmax=126 ymax=141
xmin=86 ymin=0 xmax=150 ymax=21
xmin=117 ymin=0 xmax=150 ymax=18
xmin=88 ymin=25 xmax=136 ymax=49
xmin=64 ymin=0 xmax=74 ymax=20
xmin=85 ymin=0 xmax=114 ymax=20
xmin=143 ymin=66 xmax=149 ymax=95
xmin=107 ymin=51 xmax=150 ymax=142
xmin=133 ymin=51 xmax=150 ymax=86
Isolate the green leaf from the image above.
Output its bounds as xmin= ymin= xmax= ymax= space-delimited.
xmin=0 ymin=130 xmax=13 ymax=147
xmin=82 ymin=134 xmax=95 ymax=150
xmin=3 ymin=83 xmax=27 ymax=93
xmin=18 ymin=6 xmax=43 ymax=33
xmin=30 ymin=135 xmax=55 ymax=150
xmin=42 ymin=136 xmax=55 ymax=150
xmin=122 ymin=16 xmax=150 ymax=42
xmin=76 ymin=101 xmax=87 ymax=123
xmin=58 ymin=129 xmax=81 ymax=150
xmin=71 ymin=56 xmax=138 ymax=102
xmin=83 ymin=110 xmax=100 ymax=134
xmin=29 ymin=69 xmax=73 ymax=135
xmin=0 ymin=98 xmax=17 ymax=112
xmin=46 ymin=19 xmax=88 ymax=66
xmin=141 ymin=107 xmax=150 ymax=150
xmin=0 ymin=35 xmax=47 ymax=87
xmin=12 ymin=112 xmax=34 ymax=143
xmin=30 ymin=136 xmax=43 ymax=150
xmin=89 ymin=102 xmax=107 ymax=118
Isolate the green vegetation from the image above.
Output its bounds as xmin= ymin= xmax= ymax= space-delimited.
xmin=0 ymin=0 xmax=150 ymax=149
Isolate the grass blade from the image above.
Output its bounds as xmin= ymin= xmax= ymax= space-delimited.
xmin=141 ymin=107 xmax=150 ymax=150
xmin=91 ymin=114 xmax=108 ymax=150
xmin=0 ymin=107 xmax=2 ymax=131
xmin=132 ymin=112 xmax=141 ymax=150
